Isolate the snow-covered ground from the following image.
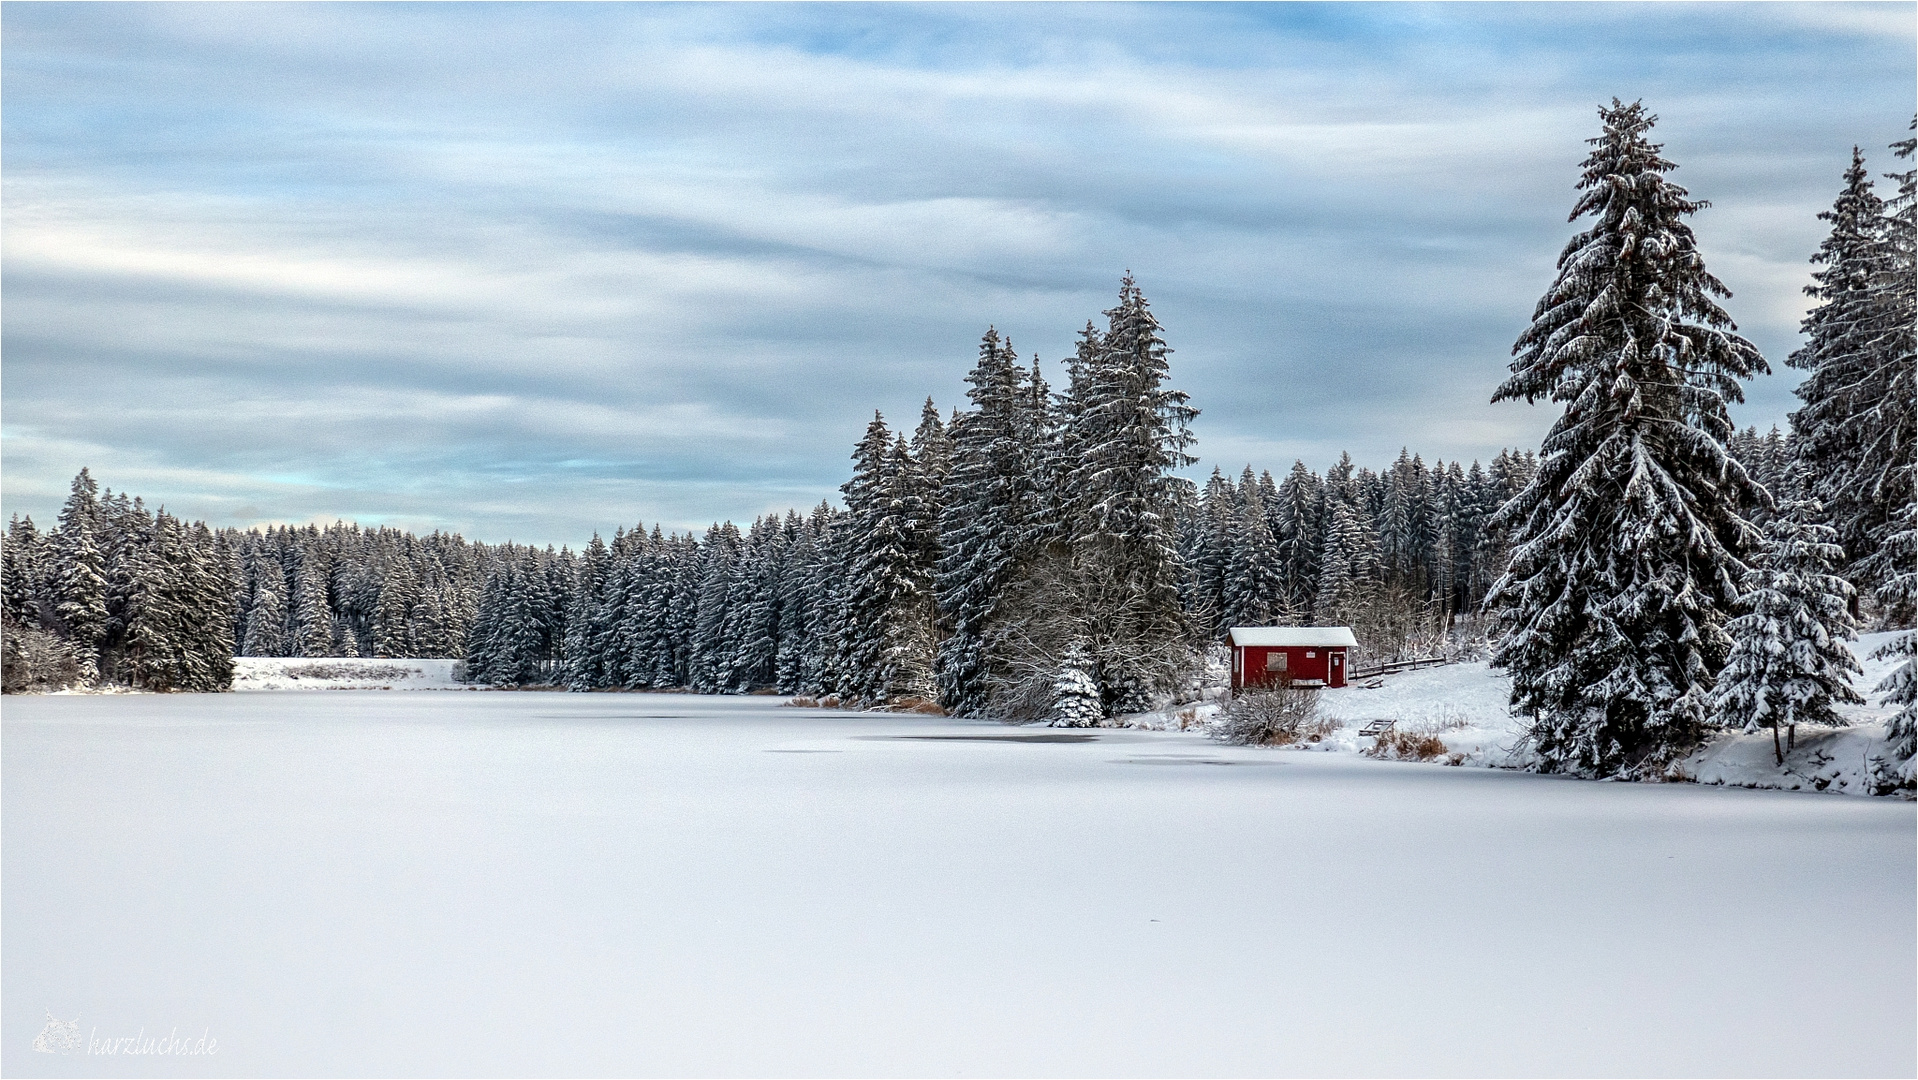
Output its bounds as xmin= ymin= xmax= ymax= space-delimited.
xmin=1129 ymin=632 xmax=1911 ymax=797
xmin=231 ymin=657 xmax=465 ymax=691
xmin=5 ymin=693 xmax=1912 ymax=1076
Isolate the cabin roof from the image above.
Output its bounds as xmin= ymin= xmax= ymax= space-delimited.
xmin=1226 ymin=626 xmax=1359 ymax=648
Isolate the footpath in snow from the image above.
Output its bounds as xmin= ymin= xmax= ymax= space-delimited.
xmin=1124 ymin=631 xmax=1911 ymax=797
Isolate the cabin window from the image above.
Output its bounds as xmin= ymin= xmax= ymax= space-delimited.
xmin=1305 ymin=651 xmax=1316 ymax=658
xmin=1265 ymin=652 xmax=1287 ymax=672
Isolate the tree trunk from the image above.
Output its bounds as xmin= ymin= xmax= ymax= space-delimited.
xmin=1771 ymin=722 xmax=1784 ymax=766
xmin=1788 ymin=723 xmax=1796 ymax=751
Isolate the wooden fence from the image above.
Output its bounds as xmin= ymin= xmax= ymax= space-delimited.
xmin=1349 ymin=655 xmax=1455 ymax=682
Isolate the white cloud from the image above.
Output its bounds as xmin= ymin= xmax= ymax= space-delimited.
xmin=2 ymin=3 xmax=1910 ymax=543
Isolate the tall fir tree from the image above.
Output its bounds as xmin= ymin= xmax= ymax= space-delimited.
xmin=1274 ymin=461 xmax=1323 ymax=614
xmin=1220 ymin=467 xmax=1289 ymax=630
xmin=373 ymin=557 xmax=421 ymax=660
xmin=936 ymin=330 xmax=1040 ymax=715
xmin=840 ymin=415 xmax=932 ymax=703
xmin=291 ymin=542 xmax=332 ymax=658
xmin=1487 ymin=100 xmax=1768 ymax=776
xmin=1061 ymin=276 xmax=1200 ymax=713
xmin=51 ymin=471 xmax=109 ymax=678
xmin=2 ymin=516 xmax=44 ymax=629
xmin=1787 ymin=145 xmax=1911 ymax=593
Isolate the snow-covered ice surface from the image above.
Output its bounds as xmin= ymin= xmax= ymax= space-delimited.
xmin=231 ymin=657 xmax=465 ymax=691
xmin=5 ymin=693 xmax=1912 ymax=1077
xmin=1131 ymin=632 xmax=1912 ymax=797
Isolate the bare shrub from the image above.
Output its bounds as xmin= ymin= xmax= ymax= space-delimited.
xmin=985 ymin=550 xmax=1201 ymax=723
xmin=785 ymin=696 xmax=820 ymax=708
xmin=1364 ymin=730 xmax=1450 ymax=761
xmin=1342 ymin=582 xmax=1447 ymax=668
xmin=1216 ymin=682 xmax=1319 ymax=745
xmin=886 ymin=697 xmax=949 ymax=716
xmin=2 ymin=622 xmax=84 ymax=693
xmin=1298 ymin=714 xmax=1345 ymax=741
xmin=1401 ymin=705 xmax=1472 ymax=736
xmin=282 ymin=662 xmax=418 ymax=682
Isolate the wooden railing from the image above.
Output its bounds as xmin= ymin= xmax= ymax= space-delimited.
xmin=1349 ymin=655 xmax=1454 ymax=682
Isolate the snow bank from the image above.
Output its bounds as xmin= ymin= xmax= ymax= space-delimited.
xmin=1676 ymin=630 xmax=1908 ymax=795
xmin=231 ymin=657 xmax=465 ymax=691
xmin=1121 ymin=630 xmax=1911 ymax=796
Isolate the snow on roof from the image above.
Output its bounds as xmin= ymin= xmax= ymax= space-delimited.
xmin=1226 ymin=626 xmax=1359 ymax=648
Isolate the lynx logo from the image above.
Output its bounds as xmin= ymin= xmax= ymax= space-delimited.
xmin=32 ymin=1013 xmax=81 ymax=1055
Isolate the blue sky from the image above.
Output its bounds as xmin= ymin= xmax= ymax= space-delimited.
xmin=3 ymin=2 xmax=1913 ymax=546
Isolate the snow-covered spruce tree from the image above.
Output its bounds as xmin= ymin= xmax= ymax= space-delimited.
xmin=1787 ymin=145 xmax=1912 ymax=592
xmin=1865 ymin=123 xmax=1916 ymax=625
xmin=1046 ymin=641 xmax=1105 ymax=727
xmin=773 ymin=511 xmax=815 ymax=693
xmin=332 ymin=616 xmax=361 ymax=658
xmin=840 ymin=415 xmax=934 ymax=704
xmin=1711 ymin=489 xmax=1862 ymax=764
xmin=1377 ymin=449 xmax=1435 ymax=594
xmin=560 ymin=533 xmax=609 ymax=689
xmin=662 ymin=533 xmax=702 ymax=689
xmin=1191 ymin=468 xmax=1235 ymax=635
xmin=51 ymin=472 xmax=109 ymax=680
xmin=1487 ymin=100 xmax=1769 ymax=776
xmin=799 ymin=503 xmax=848 ymax=697
xmin=1274 ymin=461 xmax=1323 ymax=613
xmin=462 ymin=563 xmax=505 ymax=683
xmin=625 ymin=533 xmax=668 ymax=688
xmin=1873 ymin=627 xmax=1914 ymax=790
xmin=1312 ymin=497 xmax=1371 ymax=627
xmin=2 ymin=516 xmax=45 ymax=629
xmin=690 ymin=522 xmax=740 ymax=694
xmin=373 ymin=556 xmax=420 ymax=660
xmin=1455 ymin=460 xmax=1497 ymax=611
xmin=116 ymin=509 xmax=176 ymax=687
xmin=174 ymin=518 xmax=238 ymax=691
xmin=465 ymin=551 xmax=556 ymax=686
xmin=907 ymin=398 xmax=951 ymax=593
xmin=1059 ymin=276 xmax=1200 ymax=714
xmin=1220 ymin=467 xmax=1289 ymax=630
xmin=290 ymin=545 xmax=332 ymax=658
xmin=615 ymin=527 xmax=662 ymax=688
xmin=935 ymin=330 xmax=1041 ymax=715
xmin=726 ymin=515 xmax=785 ymax=692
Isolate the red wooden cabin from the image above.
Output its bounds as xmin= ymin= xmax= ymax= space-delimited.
xmin=1227 ymin=626 xmax=1358 ymax=690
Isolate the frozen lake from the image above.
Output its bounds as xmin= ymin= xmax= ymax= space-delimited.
xmin=5 ymin=692 xmax=1913 ymax=1077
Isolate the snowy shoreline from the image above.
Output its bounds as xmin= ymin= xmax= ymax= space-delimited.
xmin=230 ymin=657 xmax=466 ymax=691
xmin=1117 ymin=630 xmax=1911 ymax=798
xmin=64 ymin=637 xmax=1912 ymax=798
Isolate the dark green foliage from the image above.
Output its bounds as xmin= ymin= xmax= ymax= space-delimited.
xmin=1487 ymin=100 xmax=1768 ymax=776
